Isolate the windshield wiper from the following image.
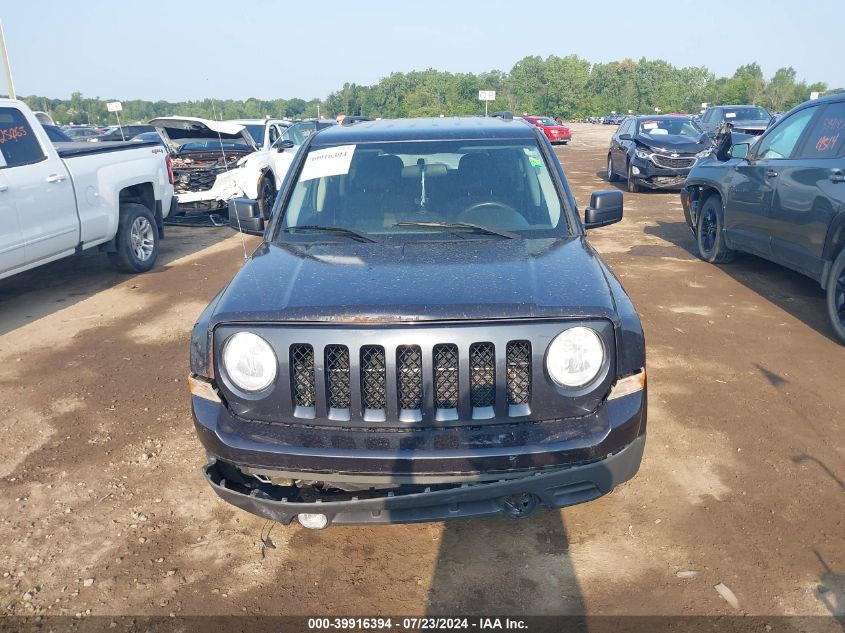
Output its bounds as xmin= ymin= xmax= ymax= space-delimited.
xmin=392 ymin=221 xmax=518 ymax=239
xmin=283 ymin=225 xmax=377 ymax=243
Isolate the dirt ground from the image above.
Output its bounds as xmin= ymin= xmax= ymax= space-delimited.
xmin=1 ymin=123 xmax=843 ymax=622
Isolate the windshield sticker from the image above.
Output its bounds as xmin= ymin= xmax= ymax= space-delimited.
xmin=528 ymin=156 xmax=543 ymax=170
xmin=299 ymin=144 xmax=356 ymax=181
xmin=725 ymin=112 xmax=737 ymax=119
xmin=641 ymin=122 xmax=658 ymax=130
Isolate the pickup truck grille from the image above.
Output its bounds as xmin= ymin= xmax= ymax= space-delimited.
xmin=650 ymin=154 xmax=695 ymax=169
xmin=285 ymin=339 xmax=532 ymax=423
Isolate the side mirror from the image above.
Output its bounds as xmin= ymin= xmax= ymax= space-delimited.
xmin=730 ymin=143 xmax=750 ymax=160
xmin=584 ymin=190 xmax=623 ymax=229
xmin=618 ymin=133 xmax=632 ymax=141
xmin=228 ymin=198 xmax=265 ymax=235
xmin=275 ymin=140 xmax=295 ymax=152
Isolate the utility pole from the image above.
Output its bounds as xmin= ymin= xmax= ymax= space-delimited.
xmin=0 ymin=21 xmax=16 ymax=99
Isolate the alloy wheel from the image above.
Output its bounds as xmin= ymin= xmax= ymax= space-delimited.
xmin=130 ymin=217 xmax=155 ymax=262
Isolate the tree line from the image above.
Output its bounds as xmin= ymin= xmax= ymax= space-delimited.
xmin=19 ymin=56 xmax=838 ymax=125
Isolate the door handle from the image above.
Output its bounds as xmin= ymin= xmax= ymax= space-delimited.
xmin=765 ymin=168 xmax=778 ymax=179
xmin=46 ymin=173 xmax=66 ymax=183
xmin=831 ymin=169 xmax=845 ymax=184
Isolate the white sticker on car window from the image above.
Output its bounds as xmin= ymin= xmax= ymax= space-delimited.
xmin=725 ymin=112 xmax=737 ymax=119
xmin=299 ymin=144 xmax=356 ymax=181
xmin=642 ymin=122 xmax=658 ymax=130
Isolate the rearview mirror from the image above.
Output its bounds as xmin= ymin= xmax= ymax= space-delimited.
xmin=618 ymin=133 xmax=632 ymax=141
xmin=730 ymin=143 xmax=750 ymax=160
xmin=584 ymin=190 xmax=623 ymax=229
xmin=228 ymin=198 xmax=265 ymax=235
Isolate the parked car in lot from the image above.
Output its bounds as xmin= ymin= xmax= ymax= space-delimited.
xmin=41 ymin=124 xmax=73 ymax=143
xmin=681 ymin=93 xmax=845 ymax=343
xmin=607 ymin=115 xmax=713 ymax=192
xmin=188 ymin=116 xmax=646 ymax=529
xmin=89 ymin=124 xmax=156 ymax=142
xmin=698 ymin=104 xmax=773 ymax=137
xmin=0 ymin=100 xmax=175 ymax=279
xmin=63 ymin=126 xmax=103 ymax=141
xmin=522 ymin=115 xmax=572 ymax=144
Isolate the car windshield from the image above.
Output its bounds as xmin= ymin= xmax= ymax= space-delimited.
xmin=721 ymin=107 xmax=770 ymax=121
xmin=638 ymin=118 xmax=701 ymax=137
xmin=536 ymin=118 xmax=557 ymax=126
xmin=179 ymin=140 xmax=252 ymax=152
xmin=277 ymin=139 xmax=568 ymax=241
xmin=245 ymin=124 xmax=265 ymax=147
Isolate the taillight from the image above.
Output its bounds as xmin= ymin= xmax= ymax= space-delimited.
xmin=165 ymin=155 xmax=174 ymax=185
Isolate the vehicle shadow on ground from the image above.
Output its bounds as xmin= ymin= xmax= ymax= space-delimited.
xmin=594 ymin=171 xmax=626 ymax=192
xmin=643 ymin=219 xmax=839 ymax=344
xmin=813 ymin=549 xmax=845 ymax=623
xmin=0 ymin=226 xmax=233 ymax=338
xmin=425 ymin=511 xmax=584 ymax=615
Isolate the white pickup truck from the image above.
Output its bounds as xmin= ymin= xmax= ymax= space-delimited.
xmin=0 ymin=99 xmax=175 ymax=280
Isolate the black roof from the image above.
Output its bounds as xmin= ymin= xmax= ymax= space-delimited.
xmin=311 ymin=116 xmax=536 ymax=146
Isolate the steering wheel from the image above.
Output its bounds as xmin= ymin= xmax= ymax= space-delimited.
xmin=457 ymin=200 xmax=529 ymax=228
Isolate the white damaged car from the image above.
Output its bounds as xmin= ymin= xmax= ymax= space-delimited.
xmin=151 ymin=117 xmax=290 ymax=216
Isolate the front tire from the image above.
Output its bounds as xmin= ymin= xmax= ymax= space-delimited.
xmin=607 ymin=155 xmax=619 ymax=182
xmin=257 ymin=173 xmax=277 ymax=220
xmin=108 ymin=203 xmax=159 ymax=273
xmin=627 ymin=162 xmax=640 ymax=193
xmin=826 ymin=249 xmax=845 ymax=344
xmin=696 ymin=195 xmax=735 ymax=264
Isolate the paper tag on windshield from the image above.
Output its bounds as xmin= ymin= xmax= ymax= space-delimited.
xmin=725 ymin=112 xmax=737 ymax=119
xmin=299 ymin=144 xmax=356 ymax=181
xmin=642 ymin=122 xmax=658 ymax=130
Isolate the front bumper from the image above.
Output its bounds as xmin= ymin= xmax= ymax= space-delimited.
xmin=191 ymin=384 xmax=646 ymax=525
xmin=630 ymin=155 xmax=694 ymax=190
xmin=203 ymin=434 xmax=645 ymax=526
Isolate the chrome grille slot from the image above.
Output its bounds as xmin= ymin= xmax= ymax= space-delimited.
xmin=506 ymin=341 xmax=532 ymax=415
xmin=396 ymin=345 xmax=423 ymax=421
xmin=360 ymin=345 xmax=387 ymax=419
xmin=290 ymin=344 xmax=316 ymax=417
xmin=470 ymin=342 xmax=495 ymax=416
xmin=325 ymin=345 xmax=351 ymax=416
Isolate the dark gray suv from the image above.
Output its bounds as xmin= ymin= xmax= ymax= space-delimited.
xmin=189 ymin=117 xmax=647 ymax=528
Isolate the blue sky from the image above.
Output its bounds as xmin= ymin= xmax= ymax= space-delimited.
xmin=2 ymin=0 xmax=841 ymax=100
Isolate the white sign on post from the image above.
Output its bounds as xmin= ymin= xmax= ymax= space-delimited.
xmin=478 ymin=90 xmax=496 ymax=102
xmin=106 ymin=101 xmax=123 ymax=113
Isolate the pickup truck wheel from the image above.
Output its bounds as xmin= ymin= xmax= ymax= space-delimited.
xmin=826 ymin=250 xmax=845 ymax=344
xmin=257 ymin=175 xmax=277 ymax=220
xmin=607 ymin=155 xmax=619 ymax=182
xmin=108 ymin=203 xmax=159 ymax=273
xmin=696 ymin=196 xmax=735 ymax=264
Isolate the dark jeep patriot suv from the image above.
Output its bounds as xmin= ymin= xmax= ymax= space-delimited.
xmin=189 ymin=117 xmax=647 ymax=528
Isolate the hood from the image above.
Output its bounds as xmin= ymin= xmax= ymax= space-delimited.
xmin=209 ymin=237 xmax=617 ymax=325
xmin=149 ymin=117 xmax=257 ymax=153
xmin=636 ymin=133 xmax=709 ymax=155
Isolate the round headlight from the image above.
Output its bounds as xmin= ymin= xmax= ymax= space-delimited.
xmin=222 ymin=332 xmax=277 ymax=392
xmin=546 ymin=327 xmax=605 ymax=388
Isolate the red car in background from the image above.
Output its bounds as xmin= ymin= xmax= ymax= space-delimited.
xmin=522 ymin=116 xmax=572 ymax=145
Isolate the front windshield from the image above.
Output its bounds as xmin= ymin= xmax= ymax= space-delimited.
xmin=638 ymin=118 xmax=701 ymax=138
xmin=536 ymin=118 xmax=558 ymax=126
xmin=721 ymin=107 xmax=770 ymax=121
xmin=277 ymin=139 xmax=567 ymax=240
xmin=245 ymin=124 xmax=265 ymax=148
xmin=179 ymin=140 xmax=252 ymax=152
